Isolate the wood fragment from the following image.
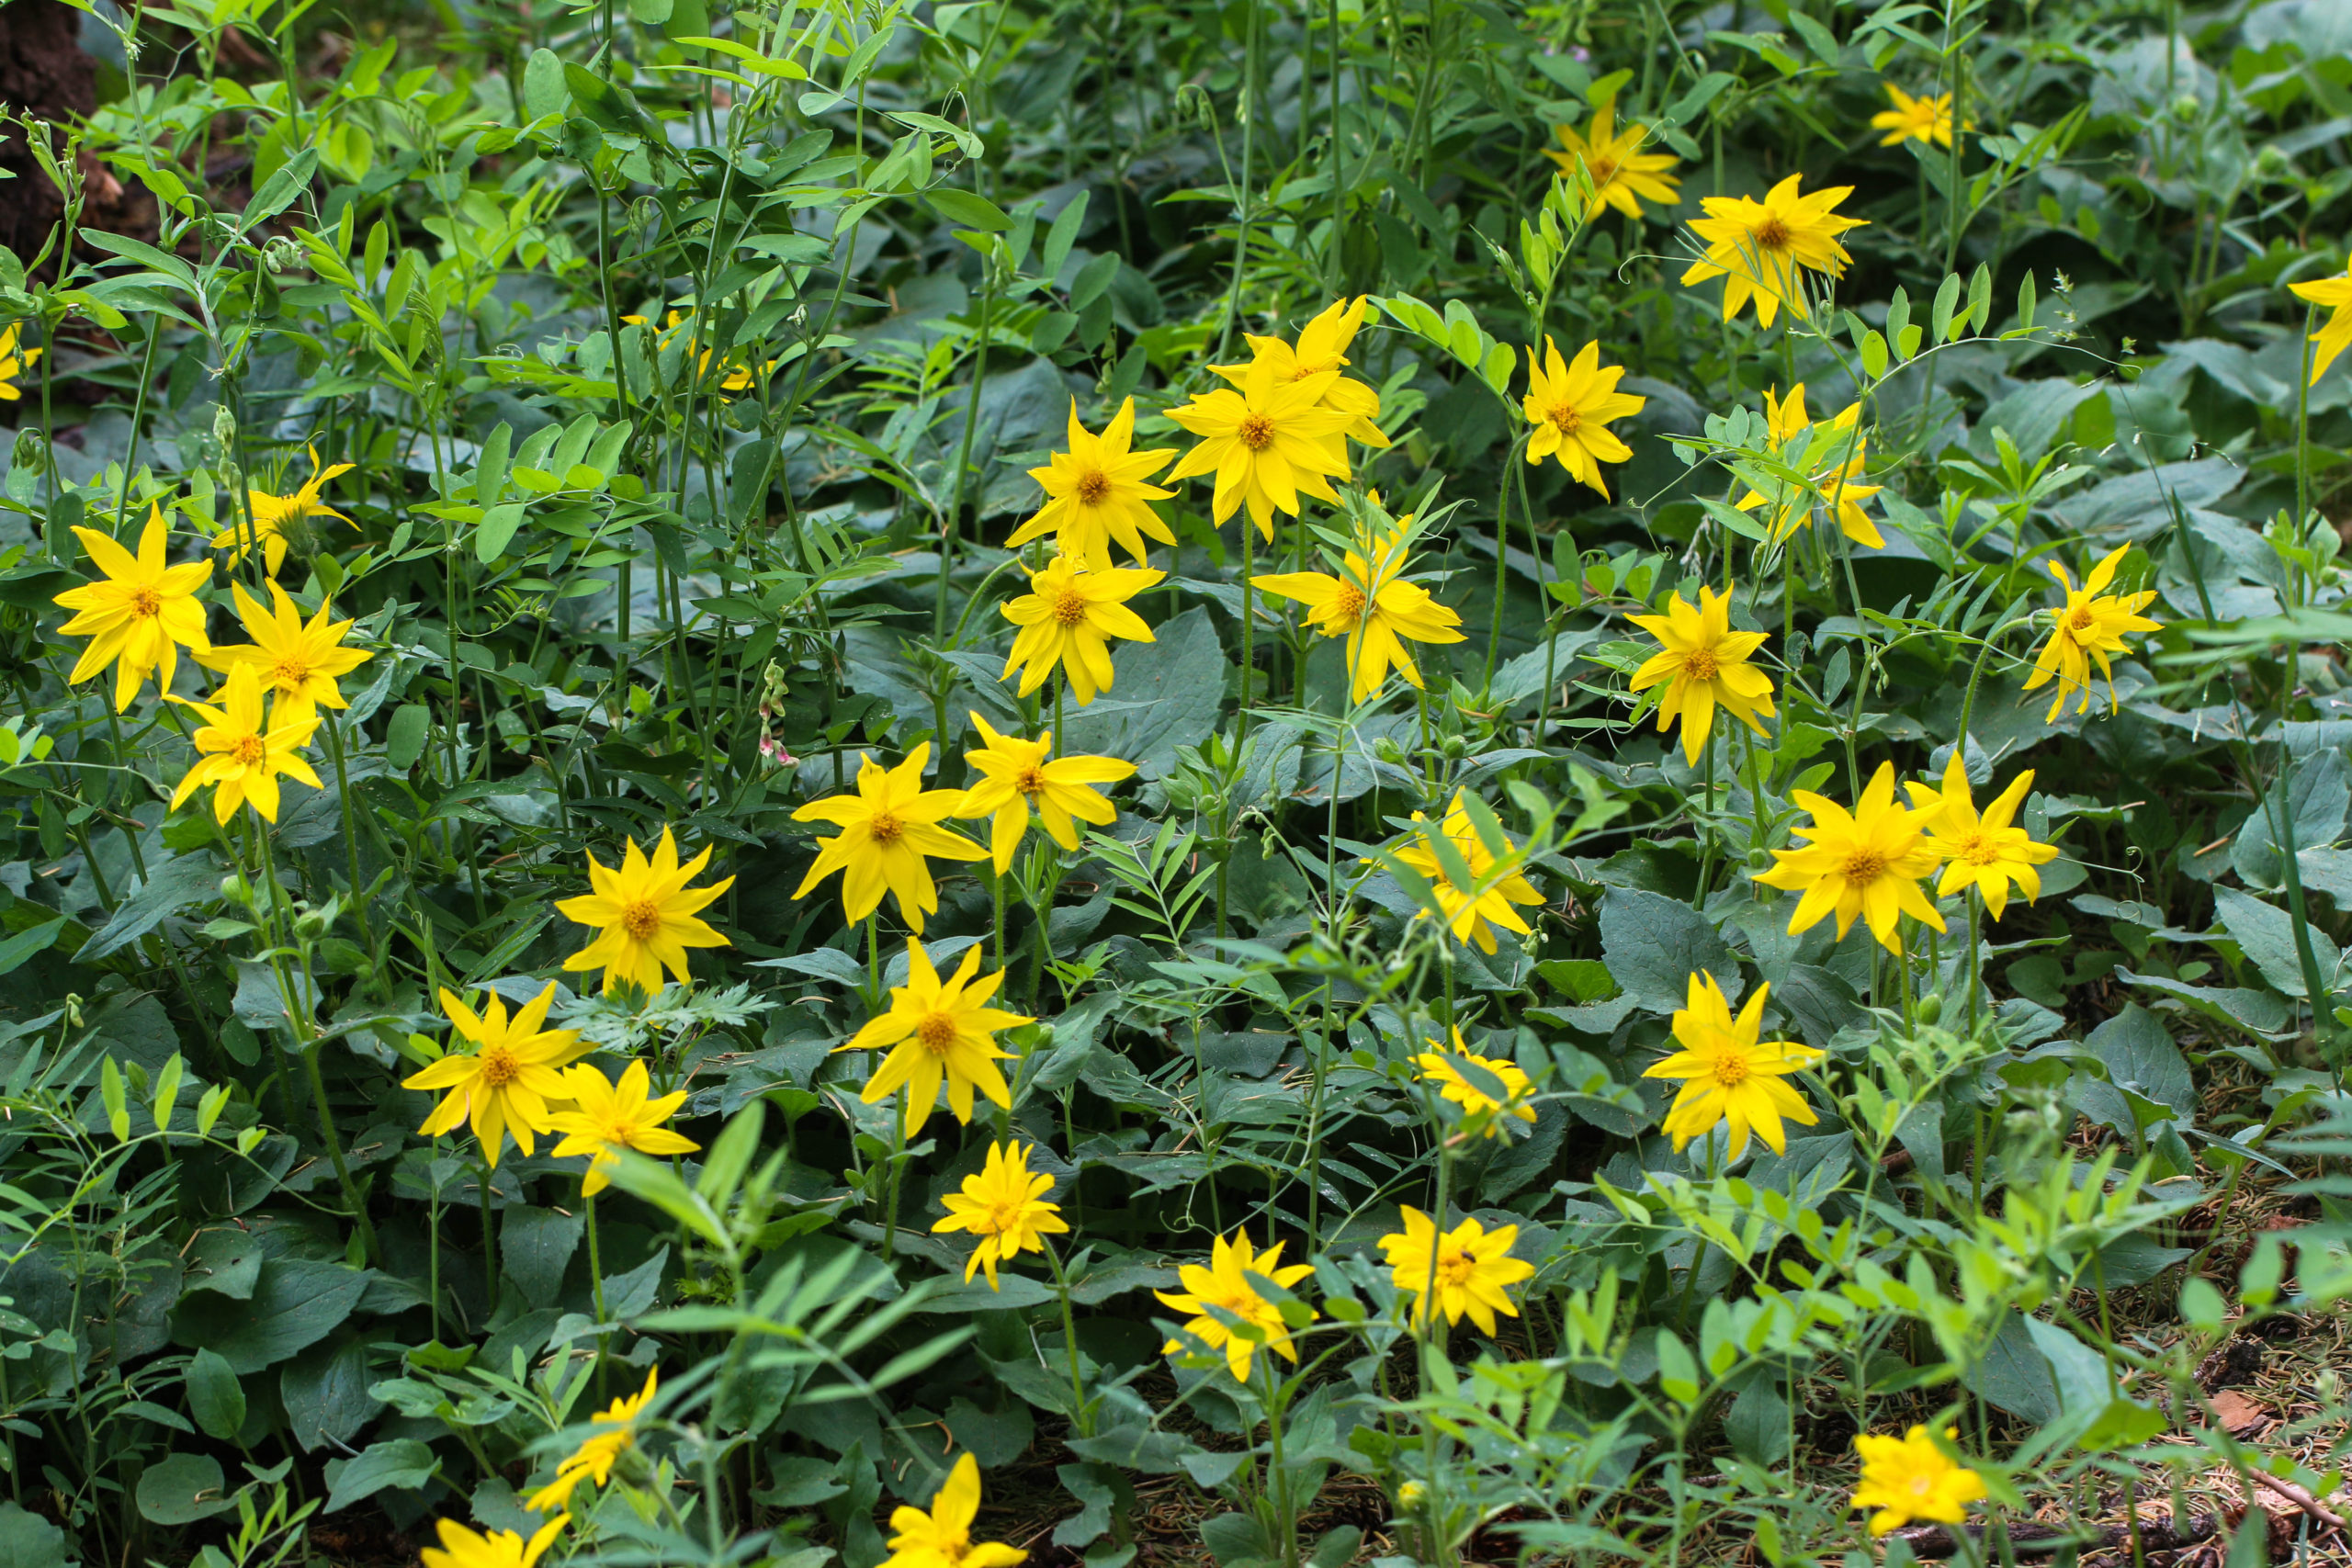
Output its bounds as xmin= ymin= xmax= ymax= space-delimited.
xmin=1887 ymin=1513 xmax=2222 ymax=1561
xmin=2245 ymin=1468 xmax=2347 ymax=1530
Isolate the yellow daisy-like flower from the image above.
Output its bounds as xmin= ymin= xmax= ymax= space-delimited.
xmin=1905 ymin=753 xmax=2061 ymax=920
xmin=215 ymin=445 xmax=356 ymax=577
xmin=880 ymin=1453 xmax=1027 ymax=1568
xmin=932 ymin=1139 xmax=1069 ymax=1288
xmin=166 ymin=662 xmax=322 ymax=825
xmin=1164 ymin=355 xmax=1356 ymax=540
xmin=1544 ymin=95 xmax=1681 ymax=219
xmin=1850 ymin=1427 xmax=1987 ymax=1535
xmin=1521 ymin=337 xmax=1645 ymax=498
xmin=2020 ymin=546 xmax=2163 ymax=723
xmin=1252 ymin=524 xmax=1465 ymax=703
xmin=1626 ymin=584 xmax=1775 ymax=766
xmin=1005 ymin=398 xmax=1177 ymax=570
xmin=1378 ymin=1207 xmax=1536 ymax=1336
xmin=999 ymin=555 xmax=1161 ymax=706
xmin=1643 ymin=971 xmax=1824 ymax=1159
xmin=195 ymin=581 xmax=373 ymax=723
xmin=837 ymin=939 xmax=1033 ymax=1137
xmin=1870 ymin=83 xmax=1962 ymax=148
xmin=402 ymin=981 xmax=592 ymax=1166
xmin=1211 ymin=296 xmax=1391 ymax=449
xmin=1736 ymin=384 xmax=1884 ymax=548
xmin=954 ymin=713 xmax=1135 ymax=874
xmin=1387 ymin=791 xmax=1546 ymax=953
xmin=1679 ymin=174 xmax=1867 ymax=327
xmin=1412 ymin=1030 xmax=1539 ymax=1137
xmin=1752 ymin=761 xmax=1947 ymax=953
xmin=419 ymin=1516 xmax=568 ymax=1568
xmin=2290 ymin=266 xmax=2352 ymax=384
xmin=556 ymin=827 xmax=735 ymax=997
xmin=547 ymin=1060 xmax=699 ymax=1196
xmin=790 ymin=745 xmax=989 ymax=932
xmin=0 ymin=322 xmax=42 ymax=401
xmin=526 ymin=1368 xmax=658 ymax=1513
xmin=51 ymin=507 xmax=213 ymax=712
xmin=1154 ymin=1229 xmax=1316 ymax=1383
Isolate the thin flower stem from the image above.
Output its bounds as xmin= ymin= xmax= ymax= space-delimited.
xmin=1040 ymin=1235 xmax=1091 ymax=1437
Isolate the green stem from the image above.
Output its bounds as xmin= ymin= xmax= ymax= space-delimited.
xmin=1041 ymin=1235 xmax=1091 ymax=1436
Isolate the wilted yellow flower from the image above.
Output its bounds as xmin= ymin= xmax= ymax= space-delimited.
xmin=1752 ymin=761 xmax=1946 ymax=953
xmin=1252 ymin=524 xmax=1464 ymax=703
xmin=1412 ymin=1031 xmax=1538 ymax=1136
xmin=547 ymin=1061 xmax=699 ymax=1196
xmin=1680 ymin=175 xmax=1866 ymax=326
xmin=557 ymin=827 xmax=734 ymax=996
xmin=51 ymin=507 xmax=213 ymax=711
xmin=1387 ymin=791 xmax=1545 ymax=953
xmin=215 ymin=445 xmax=356 ymax=576
xmin=880 ymin=1453 xmax=1026 ymax=1568
xmin=933 ymin=1140 xmax=1069 ymax=1288
xmin=1626 ymin=584 xmax=1774 ymax=766
xmin=195 ymin=581 xmax=372 ymax=723
xmin=1165 ymin=356 xmax=1355 ymax=540
xmin=1544 ymin=96 xmax=1681 ymax=219
xmin=1870 ymin=83 xmax=1961 ymax=148
xmin=526 ymin=1368 xmax=658 ymax=1512
xmin=403 ymin=982 xmax=591 ymax=1166
xmin=791 ymin=746 xmax=988 ymax=932
xmin=1643 ymin=971 xmax=1822 ymax=1158
xmin=1155 ymin=1229 xmax=1315 ymax=1382
xmin=1736 ymin=385 xmax=1883 ymax=548
xmin=1379 ymin=1208 xmax=1535 ymax=1335
xmin=954 ymin=713 xmax=1134 ymax=873
xmin=837 ymin=939 xmax=1032 ymax=1136
xmin=166 ymin=663 xmax=321 ymax=824
xmin=2021 ymin=546 xmax=2162 ymax=723
xmin=1005 ymin=398 xmax=1177 ymax=570
xmin=999 ymin=555 xmax=1161 ymax=706
xmin=1850 ymin=1427 xmax=1986 ymax=1535
xmin=1521 ymin=337 xmax=1645 ymax=497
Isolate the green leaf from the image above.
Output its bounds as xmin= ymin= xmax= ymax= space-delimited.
xmin=185 ymin=1348 xmax=246 ymax=1440
xmin=928 ymin=188 xmax=1013 ymax=232
xmin=323 ymin=1438 xmax=438 ymax=1513
xmin=523 ymin=48 xmax=571 ymax=120
xmin=135 ymin=1453 xmax=232 ymax=1525
xmin=501 ymin=1206 xmax=583 ymax=1308
xmin=1598 ymin=887 xmax=1738 ymax=1015
xmin=386 ymin=704 xmax=432 ymax=771
xmin=170 ymin=1258 xmax=368 ymax=1373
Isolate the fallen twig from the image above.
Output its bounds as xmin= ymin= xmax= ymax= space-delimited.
xmin=2245 ymin=1468 xmax=2347 ymax=1530
xmin=1888 ymin=1513 xmax=2222 ymax=1560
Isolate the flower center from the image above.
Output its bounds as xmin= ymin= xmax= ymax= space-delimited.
xmin=268 ymin=657 xmax=311 ymax=688
xmin=1331 ymin=583 xmax=1367 ymax=623
xmin=1908 ymin=1474 xmax=1936 ymax=1497
xmin=1292 ymin=358 xmax=1336 ymax=380
xmin=2068 ymin=605 xmax=2097 ymax=632
xmin=1713 ymin=1051 xmax=1752 ymax=1087
xmin=1589 ymin=155 xmax=1620 ymax=183
xmin=1238 ymin=413 xmax=1275 ymax=451
xmin=1753 ymin=214 xmax=1793 ymax=252
xmin=1052 ymin=588 xmax=1091 ymax=627
xmin=866 ymin=809 xmax=903 ymax=845
xmin=130 ymin=586 xmax=163 ymax=618
xmin=1841 ymin=848 xmax=1888 ymax=885
xmin=916 ymin=1012 xmax=959 ymax=1055
xmin=1435 ymin=1246 xmax=1476 ymax=1289
xmin=1075 ymin=469 xmax=1111 ymax=504
xmin=479 ymin=1045 xmax=521 ymax=1087
xmin=1682 ymin=649 xmax=1720 ymax=681
xmin=231 ymin=735 xmax=266 ymax=767
xmin=1961 ymin=833 xmax=2001 ymax=867
xmin=937 ymin=1529 xmax=972 ymax=1565
xmin=1013 ymin=765 xmax=1047 ymax=799
xmin=1546 ymin=402 xmax=1583 ymax=434
xmin=621 ymin=898 xmax=662 ymax=940
xmin=982 ymin=1201 xmax=1026 ymax=1236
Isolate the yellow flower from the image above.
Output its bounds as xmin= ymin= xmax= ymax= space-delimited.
xmin=2020 ymin=546 xmax=2162 ymax=723
xmin=1387 ymin=791 xmax=1545 ymax=953
xmin=51 ymin=506 xmax=213 ymax=712
xmin=624 ymin=308 xmax=775 ymax=396
xmin=403 ymin=982 xmax=590 ymax=1166
xmin=1521 ymin=337 xmax=1645 ymax=498
xmin=548 ymin=1061 xmax=699 ymax=1196
xmin=1905 ymin=754 xmax=2060 ymax=920
xmin=1211 ymin=297 xmax=1391 ymax=449
xmin=1736 ymin=385 xmax=1883 ymax=548
xmin=1643 ymin=971 xmax=1823 ymax=1158
xmin=881 ymin=1452 xmax=1026 ymax=1568
xmin=1164 ymin=355 xmax=1356 ymax=540
xmin=933 ymin=1139 xmax=1069 ymax=1288
xmin=1412 ymin=1031 xmax=1539 ymax=1137
xmin=1850 ymin=1426 xmax=1987 ymax=1535
xmin=1626 ymin=584 xmax=1775 ymax=766
xmin=1544 ymin=96 xmax=1681 ymax=219
xmin=166 ymin=663 xmax=322 ymax=824
xmin=0 ymin=322 xmax=41 ymax=400
xmin=2290 ymin=266 xmax=2352 ymax=384
xmin=954 ymin=713 xmax=1134 ymax=874
xmin=791 ymin=745 xmax=988 ymax=932
xmin=1005 ymin=398 xmax=1177 ymax=570
xmin=526 ymin=1368 xmax=658 ymax=1513
xmin=1154 ymin=1229 xmax=1316 ymax=1383
xmin=195 ymin=581 xmax=373 ymax=723
xmin=999 ymin=555 xmax=1161 ymax=706
xmin=557 ymin=827 xmax=735 ymax=997
xmin=1753 ymin=761 xmax=1947 ymax=953
xmin=1253 ymin=524 xmax=1466 ymax=703
xmin=1870 ymin=83 xmax=1961 ymax=148
xmin=1378 ymin=1208 xmax=1535 ymax=1335
xmin=838 ymin=940 xmax=1032 ymax=1136
xmin=420 ymin=1516 xmax=568 ymax=1568
xmin=215 ymin=445 xmax=356 ymax=576
xmin=1679 ymin=174 xmax=1866 ymax=327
